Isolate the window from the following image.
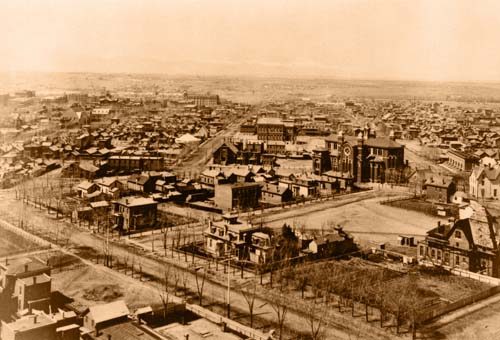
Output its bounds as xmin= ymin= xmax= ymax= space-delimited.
xmin=437 ymin=250 xmax=442 ymax=260
xmin=456 ymin=255 xmax=460 ymax=265
xmin=455 ymin=230 xmax=461 ymax=239
xmin=419 ymin=245 xmax=424 ymax=256
xmin=431 ymin=249 xmax=435 ymax=258
xmin=495 ymin=189 xmax=497 ymax=197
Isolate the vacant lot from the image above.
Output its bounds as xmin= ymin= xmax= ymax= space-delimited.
xmin=266 ymin=195 xmax=445 ymax=245
xmin=51 ymin=263 xmax=161 ymax=311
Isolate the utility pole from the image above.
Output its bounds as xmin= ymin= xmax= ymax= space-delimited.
xmin=227 ymin=252 xmax=231 ymax=319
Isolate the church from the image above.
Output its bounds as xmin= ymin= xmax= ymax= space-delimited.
xmin=313 ymin=127 xmax=406 ymax=184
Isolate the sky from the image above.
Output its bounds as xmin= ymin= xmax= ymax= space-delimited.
xmin=1 ymin=0 xmax=500 ymax=81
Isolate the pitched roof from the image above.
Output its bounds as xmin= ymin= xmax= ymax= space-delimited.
xmin=77 ymin=180 xmax=97 ymax=190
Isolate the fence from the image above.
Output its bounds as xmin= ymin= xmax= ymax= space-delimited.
xmin=450 ymin=267 xmax=500 ymax=286
xmin=0 ymin=219 xmax=52 ymax=249
xmin=416 ymin=285 xmax=500 ymax=323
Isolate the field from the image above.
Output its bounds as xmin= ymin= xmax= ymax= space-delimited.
xmin=0 ymin=224 xmax=42 ymax=257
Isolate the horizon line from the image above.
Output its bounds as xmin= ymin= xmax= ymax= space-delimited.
xmin=1 ymin=69 xmax=500 ymax=86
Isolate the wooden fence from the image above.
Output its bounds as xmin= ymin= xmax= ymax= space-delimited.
xmin=416 ymin=284 xmax=500 ymax=324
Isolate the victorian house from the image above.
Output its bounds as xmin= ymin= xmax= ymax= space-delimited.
xmin=417 ymin=201 xmax=500 ymax=277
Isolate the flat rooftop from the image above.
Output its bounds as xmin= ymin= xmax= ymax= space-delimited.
xmin=157 ymin=318 xmax=242 ymax=340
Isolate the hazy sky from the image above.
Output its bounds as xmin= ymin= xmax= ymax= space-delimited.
xmin=2 ymin=0 xmax=500 ymax=81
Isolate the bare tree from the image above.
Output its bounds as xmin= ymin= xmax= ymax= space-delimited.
xmin=269 ymin=292 xmax=289 ymax=340
xmin=304 ymin=291 xmax=326 ymax=340
xmin=194 ymin=266 xmax=207 ymax=306
xmin=239 ymin=279 xmax=258 ymax=327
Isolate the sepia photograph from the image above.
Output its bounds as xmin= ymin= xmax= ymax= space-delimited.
xmin=1 ymin=0 xmax=500 ymax=339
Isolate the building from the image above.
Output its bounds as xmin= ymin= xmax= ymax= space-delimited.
xmin=418 ymin=201 xmax=499 ymax=277
xmin=307 ymin=229 xmax=356 ymax=258
xmin=204 ymin=214 xmax=261 ymax=259
xmin=76 ymin=180 xmax=100 ymax=198
xmin=184 ymin=93 xmax=220 ymax=107
xmin=212 ymin=141 xmax=239 ymax=165
xmin=127 ymin=174 xmax=157 ymax=193
xmin=278 ymin=174 xmax=318 ymax=198
xmin=0 ymin=258 xmax=51 ymax=320
xmin=82 ymin=300 xmax=130 ymax=336
xmin=425 ymin=175 xmax=456 ymax=203
xmin=94 ymin=177 xmax=123 ymax=197
xmin=1 ymin=313 xmax=56 ymax=340
xmin=248 ymin=232 xmax=273 ymax=264
xmin=112 ymin=197 xmax=158 ymax=232
xmin=108 ymin=156 xmax=164 ymax=172
xmin=260 ymin=183 xmax=293 ymax=204
xmin=470 ymin=163 xmax=500 ymax=200
xmin=14 ymin=274 xmax=52 ymax=314
xmin=256 ymin=117 xmax=284 ymax=141
xmin=214 ymin=183 xmax=262 ymax=212
xmin=447 ymin=149 xmax=479 ymax=172
xmin=199 ymin=169 xmax=227 ymax=190
xmin=313 ymin=129 xmax=406 ymax=184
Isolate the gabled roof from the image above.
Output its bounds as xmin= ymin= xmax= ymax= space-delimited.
xmin=77 ymin=180 xmax=97 ymax=191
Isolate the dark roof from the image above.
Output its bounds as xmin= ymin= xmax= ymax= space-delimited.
xmin=325 ymin=134 xmax=403 ymax=149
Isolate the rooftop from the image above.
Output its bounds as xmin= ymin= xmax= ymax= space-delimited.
xmin=114 ymin=196 xmax=158 ymax=207
xmin=85 ymin=300 xmax=130 ymax=324
xmin=3 ymin=313 xmax=55 ymax=332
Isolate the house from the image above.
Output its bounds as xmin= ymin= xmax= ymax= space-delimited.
xmin=260 ymin=183 xmax=293 ymax=204
xmin=112 ymin=197 xmax=158 ymax=232
xmin=418 ymin=201 xmax=500 ymax=277
xmin=94 ymin=177 xmax=123 ymax=197
xmin=76 ymin=180 xmax=100 ymax=198
xmin=204 ymin=214 xmax=261 ymax=259
xmin=307 ymin=228 xmax=356 ymax=257
xmin=78 ymin=162 xmax=103 ymax=179
xmin=425 ymin=175 xmax=456 ymax=203
xmin=249 ymin=232 xmax=273 ymax=264
xmin=199 ymin=169 xmax=227 ymax=190
xmin=470 ymin=163 xmax=500 ymax=200
xmin=127 ymin=174 xmax=156 ymax=193
xmin=82 ymin=300 xmax=130 ymax=336
xmin=214 ymin=182 xmax=262 ymax=212
xmin=279 ymin=174 xmax=318 ymax=198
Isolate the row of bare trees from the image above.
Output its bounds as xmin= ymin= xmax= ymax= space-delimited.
xmin=270 ymin=261 xmax=424 ymax=339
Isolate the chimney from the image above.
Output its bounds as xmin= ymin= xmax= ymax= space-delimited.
xmin=107 ymin=335 xmax=112 ymax=340
xmin=33 ymin=314 xmax=38 ymax=324
xmin=33 ymin=276 xmax=37 ymax=284
xmin=25 ymin=264 xmax=28 ymax=272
